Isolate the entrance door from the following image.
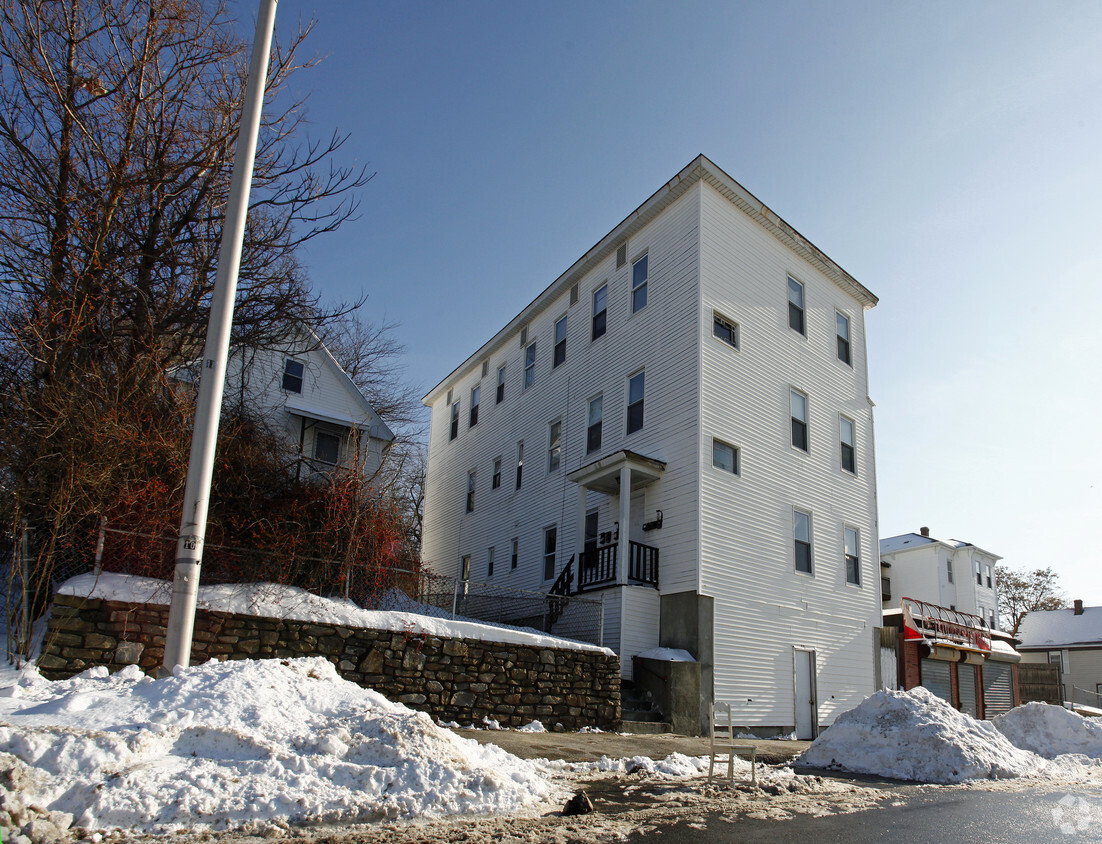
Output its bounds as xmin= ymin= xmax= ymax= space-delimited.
xmin=794 ymin=649 xmax=817 ymax=740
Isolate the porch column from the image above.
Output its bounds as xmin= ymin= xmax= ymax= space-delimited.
xmin=618 ymin=464 xmax=631 ymax=585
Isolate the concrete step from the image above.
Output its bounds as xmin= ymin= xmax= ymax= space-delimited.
xmin=620 ymin=707 xmax=663 ymax=722
xmin=618 ymin=719 xmax=673 ymax=735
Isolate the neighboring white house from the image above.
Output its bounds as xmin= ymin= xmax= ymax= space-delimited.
xmin=880 ymin=528 xmax=1001 ymax=629
xmin=1018 ymin=601 xmax=1102 ymax=709
xmin=176 ymin=331 xmax=394 ymax=480
xmin=420 ymin=155 xmax=882 ymax=737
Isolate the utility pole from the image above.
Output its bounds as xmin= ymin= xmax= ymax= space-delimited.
xmin=162 ymin=0 xmax=279 ymax=673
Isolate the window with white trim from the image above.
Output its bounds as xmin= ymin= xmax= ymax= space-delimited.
xmin=492 ymin=457 xmax=502 ymax=489
xmin=840 ymin=415 xmax=856 ymax=474
xmin=836 ymin=311 xmax=852 ymax=365
xmin=587 ymin=395 xmax=603 ymax=454
xmin=794 ymin=509 xmax=813 ymax=574
xmin=449 ymin=401 xmax=460 ymax=441
xmin=523 ymin=342 xmax=536 ymax=389
xmin=465 ymin=470 xmax=475 ymax=513
xmin=314 ymin=430 xmax=340 ymax=465
xmin=712 ymin=439 xmax=739 ymax=475
xmin=627 ymin=370 xmax=645 ymax=434
xmin=461 ymin=555 xmax=471 ymax=582
xmin=487 ymin=546 xmax=495 ymax=577
xmin=553 ymin=315 xmax=567 ymax=367
xmin=511 ymin=538 xmax=519 ymax=569
xmin=947 ymin=558 xmax=954 ymax=583
xmin=592 ymin=284 xmax=607 ymax=340
xmin=543 ymin=526 xmax=557 ymax=581
xmin=547 ymin=419 xmax=562 ymax=472
xmin=469 ymin=385 xmax=480 ymax=427
xmin=496 ymin=363 xmax=506 ymax=403
xmin=632 ymin=254 xmax=648 ymax=313
xmin=845 ymin=526 xmax=860 ymax=585
xmin=515 ymin=441 xmax=524 ymax=489
xmin=790 ymin=389 xmax=809 ymax=452
xmin=788 ymin=276 xmax=806 ymax=335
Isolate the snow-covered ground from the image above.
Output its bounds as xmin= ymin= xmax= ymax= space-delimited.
xmin=797 ymin=686 xmax=1102 ymax=783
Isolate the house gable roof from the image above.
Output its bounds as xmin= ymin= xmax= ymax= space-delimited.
xmin=423 ymin=154 xmax=878 ymax=405
xmin=1018 ymin=606 xmax=1102 ymax=649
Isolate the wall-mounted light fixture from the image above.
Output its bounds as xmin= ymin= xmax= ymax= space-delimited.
xmin=642 ymin=510 xmax=664 ymax=531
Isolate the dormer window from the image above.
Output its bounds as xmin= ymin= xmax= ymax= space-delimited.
xmin=282 ymin=359 xmax=304 ymax=393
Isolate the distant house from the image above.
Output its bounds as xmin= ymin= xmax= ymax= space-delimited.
xmin=175 ymin=331 xmax=394 ymax=480
xmin=1018 ymin=601 xmax=1102 ymax=709
xmin=421 ymin=155 xmax=881 ymax=737
xmin=880 ymin=527 xmax=1001 ymax=630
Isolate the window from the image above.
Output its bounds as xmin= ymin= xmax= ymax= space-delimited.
xmin=975 ymin=560 xmax=982 ymax=586
xmin=282 ymin=359 xmax=304 ymax=393
xmin=946 ymin=558 xmax=954 ymax=583
xmin=713 ymin=312 xmax=739 ymax=348
xmin=520 ymin=325 xmax=528 ymax=347
xmin=487 ymin=547 xmax=495 ymax=577
xmin=449 ymin=401 xmax=460 ymax=441
xmin=985 ymin=564 xmax=992 ymax=588
xmin=554 ymin=315 xmax=567 ymax=367
xmin=790 ymin=389 xmax=809 ymax=452
xmin=836 ymin=311 xmax=852 ymax=365
xmin=466 ymin=470 xmax=476 ymax=513
xmin=712 ymin=439 xmax=739 ymax=475
xmin=547 ymin=420 xmax=562 ymax=472
xmin=515 ymin=441 xmax=524 ymax=489
xmin=314 ymin=431 xmax=339 ymax=465
xmin=543 ymin=526 xmax=557 ymax=580
xmin=845 ymin=526 xmax=860 ymax=585
xmin=492 ymin=457 xmax=502 ymax=489
xmin=469 ymin=385 xmax=480 ymax=427
xmin=511 ymin=538 xmax=519 ymax=570
xmin=990 ymin=611 xmax=996 ymax=630
xmin=592 ymin=284 xmax=608 ymax=340
xmin=632 ymin=254 xmax=648 ymax=313
xmin=524 ymin=342 xmax=536 ymax=389
xmin=881 ymin=576 xmax=892 ymax=602
xmin=496 ymin=364 xmax=506 ymax=403
xmin=570 ymin=283 xmax=579 ymax=306
xmin=481 ymin=360 xmax=489 ymax=378
xmin=787 ymin=276 xmax=806 ymax=335
xmin=627 ymin=370 xmax=645 ymax=434
xmin=616 ymin=243 xmax=627 ymax=268
xmin=840 ymin=415 xmax=856 ymax=474
xmin=794 ymin=510 xmax=813 ymax=574
xmin=461 ymin=555 xmax=471 ymax=582
xmin=587 ymin=395 xmax=603 ymax=453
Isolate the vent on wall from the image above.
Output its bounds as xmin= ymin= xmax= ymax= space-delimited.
xmin=482 ymin=360 xmax=489 ymax=378
xmin=520 ymin=324 xmax=528 ymax=347
xmin=616 ymin=243 xmax=627 ymax=268
xmin=446 ymin=388 xmax=453 ymax=405
xmin=570 ymin=283 xmax=579 ymax=306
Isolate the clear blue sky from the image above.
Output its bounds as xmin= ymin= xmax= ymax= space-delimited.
xmin=237 ymin=1 xmax=1102 ymax=604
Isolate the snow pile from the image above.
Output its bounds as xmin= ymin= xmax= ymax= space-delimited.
xmin=0 ymin=657 xmax=556 ymax=835
xmin=994 ymin=702 xmax=1102 ymax=759
xmin=797 ymin=687 xmax=1041 ymax=783
xmin=58 ymin=573 xmax=613 ymax=655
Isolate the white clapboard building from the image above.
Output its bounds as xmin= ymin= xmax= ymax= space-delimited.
xmin=421 ymin=156 xmax=881 ymax=737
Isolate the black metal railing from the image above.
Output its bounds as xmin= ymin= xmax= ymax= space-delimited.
xmin=547 ymin=555 xmax=575 ymax=625
xmin=629 ymin=540 xmax=659 ymax=587
xmin=579 ymin=542 xmax=618 ymax=590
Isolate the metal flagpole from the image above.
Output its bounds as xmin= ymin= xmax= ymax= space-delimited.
xmin=162 ymin=0 xmax=279 ymax=673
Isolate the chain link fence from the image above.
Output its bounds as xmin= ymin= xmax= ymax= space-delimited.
xmin=7 ymin=522 xmax=606 ymax=654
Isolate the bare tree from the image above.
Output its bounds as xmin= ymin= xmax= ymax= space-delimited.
xmin=0 ymin=0 xmax=374 ymax=629
xmin=996 ymin=565 xmax=1069 ymax=636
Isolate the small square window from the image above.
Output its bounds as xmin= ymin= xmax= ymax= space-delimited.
xmin=592 ymin=284 xmax=608 ymax=341
xmin=627 ymin=370 xmax=645 ymax=434
xmin=553 ymin=315 xmax=567 ymax=368
xmin=713 ymin=313 xmax=739 ymax=348
xmin=836 ymin=311 xmax=852 ymax=365
xmin=788 ymin=276 xmax=806 ymax=336
xmin=282 ymin=359 xmax=304 ymax=393
xmin=632 ymin=255 xmax=648 ymax=313
xmin=712 ymin=439 xmax=739 ymax=475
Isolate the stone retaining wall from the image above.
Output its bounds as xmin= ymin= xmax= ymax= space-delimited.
xmin=38 ymin=594 xmax=620 ymax=730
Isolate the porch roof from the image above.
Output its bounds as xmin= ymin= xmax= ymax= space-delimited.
xmin=566 ymin=450 xmax=666 ymax=495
